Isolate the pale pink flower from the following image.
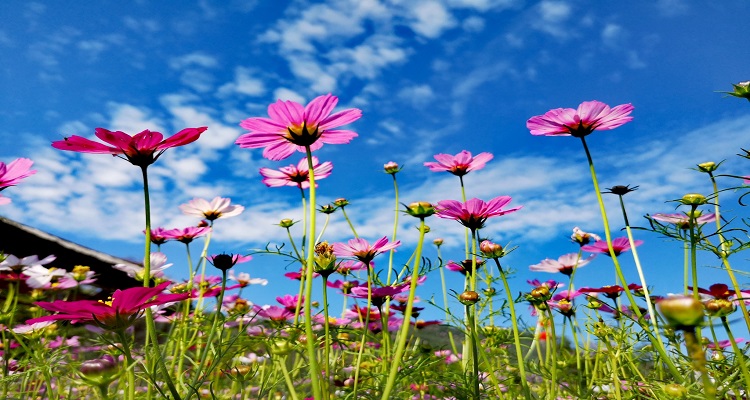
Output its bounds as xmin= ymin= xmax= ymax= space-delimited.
xmin=582 ymin=237 xmax=642 ymax=257
xmin=651 ymin=212 xmax=716 ymax=229
xmin=333 ymin=236 xmax=401 ymax=265
xmin=22 ymin=265 xmax=66 ymax=289
xmin=228 ymin=271 xmax=268 ymax=287
xmin=527 ymin=101 xmax=634 ymax=137
xmin=236 ymin=93 xmax=361 ymax=161
xmin=162 ymin=226 xmax=211 ymax=244
xmin=0 ymin=254 xmax=56 ymax=273
xmin=424 ymin=150 xmax=493 ymax=176
xmin=113 ymin=252 xmax=172 ymax=279
xmin=436 ymin=196 xmax=521 ymax=231
xmin=52 ymin=127 xmax=207 ymax=167
xmin=0 ymin=158 xmax=36 ymax=204
xmin=571 ymin=227 xmax=601 ymax=246
xmin=12 ymin=321 xmax=55 ymax=335
xmin=259 ymin=156 xmax=333 ymax=189
xmin=529 ymin=253 xmax=595 ymax=276
xmin=180 ymin=197 xmax=244 ymax=221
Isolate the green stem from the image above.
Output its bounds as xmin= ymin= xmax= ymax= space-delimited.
xmin=386 ymin=173 xmax=399 ymax=286
xmin=139 ymin=165 xmax=157 ymax=398
xmin=683 ymin=328 xmax=716 ymax=399
xmin=437 ymin=245 xmax=459 ymax=355
xmin=341 ymin=206 xmax=359 ymax=238
xmin=493 ymin=259 xmax=531 ymax=398
xmin=185 ymin=270 xmax=228 ymax=400
xmin=321 ymin=276 xmax=331 ymax=395
xmin=579 ymin=137 xmax=683 ymax=382
xmin=708 ymin=172 xmax=750 ymax=333
xmin=721 ymin=316 xmax=750 ymax=393
xmin=303 ymin=147 xmax=323 ymax=399
xmin=381 ymin=218 xmax=427 ymax=400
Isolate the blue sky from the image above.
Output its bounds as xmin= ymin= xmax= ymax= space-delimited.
xmin=1 ymin=1 xmax=749 ymax=325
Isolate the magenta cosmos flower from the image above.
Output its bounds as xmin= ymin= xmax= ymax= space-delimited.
xmin=424 ymin=150 xmax=493 ymax=177
xmin=52 ymin=127 xmax=207 ymax=167
xmin=333 ymin=236 xmax=401 ymax=265
xmin=162 ymin=226 xmax=211 ymax=244
xmin=436 ymin=196 xmax=521 ymax=231
xmin=180 ymin=196 xmax=244 ymax=221
xmin=259 ymin=156 xmax=333 ymax=189
xmin=526 ymin=101 xmax=634 ymax=138
xmin=236 ymin=94 xmax=362 ymax=161
xmin=529 ymin=253 xmax=595 ymax=276
xmin=0 ymin=158 xmax=37 ymax=205
xmin=26 ymin=281 xmax=189 ymax=329
xmin=581 ymin=237 xmax=642 ymax=257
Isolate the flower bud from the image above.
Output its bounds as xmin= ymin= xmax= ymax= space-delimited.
xmin=278 ymin=219 xmax=295 ymax=228
xmin=319 ymin=204 xmax=336 ymax=214
xmin=269 ymin=340 xmax=291 ymax=356
xmin=383 ymin=161 xmax=401 ymax=174
xmin=433 ymin=238 xmax=444 ymax=247
xmin=657 ymin=296 xmax=705 ymax=330
xmin=723 ymin=81 xmax=750 ymax=101
xmin=704 ymin=298 xmax=735 ymax=317
xmin=405 ymin=201 xmax=435 ymax=218
xmin=697 ymin=162 xmax=718 ymax=173
xmin=458 ymin=291 xmax=480 ymax=305
xmin=333 ymin=198 xmax=349 ymax=208
xmin=479 ymin=240 xmax=504 ymax=259
xmin=680 ymin=193 xmax=707 ymax=206
xmin=78 ymin=355 xmax=118 ymax=386
xmin=530 ymin=286 xmax=551 ymax=302
xmin=169 ymin=283 xmax=189 ymax=294
xmin=663 ymin=383 xmax=687 ymax=398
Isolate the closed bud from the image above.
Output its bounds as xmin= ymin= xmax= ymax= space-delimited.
xmin=333 ymin=198 xmax=349 ymax=207
xmin=269 ymin=340 xmax=291 ymax=356
xmin=697 ymin=162 xmax=718 ymax=173
xmin=663 ymin=383 xmax=687 ymax=398
xmin=433 ymin=238 xmax=444 ymax=247
xmin=72 ymin=265 xmax=91 ymax=281
xmin=722 ymin=81 xmax=750 ymax=102
xmin=278 ymin=219 xmax=295 ymax=228
xmin=657 ymin=296 xmax=705 ymax=330
xmin=530 ymin=286 xmax=551 ymax=301
xmin=383 ymin=161 xmax=401 ymax=174
xmin=319 ymin=204 xmax=336 ymax=214
xmin=704 ymin=298 xmax=736 ymax=317
xmin=405 ymin=201 xmax=435 ymax=218
xmin=78 ymin=355 xmax=118 ymax=386
xmin=458 ymin=291 xmax=480 ymax=305
xmin=479 ymin=240 xmax=504 ymax=259
xmin=210 ymin=253 xmax=235 ymax=272
xmin=680 ymin=193 xmax=707 ymax=206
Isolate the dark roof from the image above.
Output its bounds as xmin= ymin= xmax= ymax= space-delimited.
xmin=0 ymin=216 xmax=140 ymax=296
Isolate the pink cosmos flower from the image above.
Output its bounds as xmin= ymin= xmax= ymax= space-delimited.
xmin=333 ymin=236 xmax=401 ymax=265
xmin=581 ymin=237 xmax=642 ymax=257
xmin=435 ymin=196 xmax=521 ymax=231
xmin=571 ymin=227 xmax=601 ymax=246
xmin=0 ymin=254 xmax=56 ymax=273
xmin=26 ymin=281 xmax=189 ymax=329
xmin=651 ymin=212 xmax=716 ymax=229
xmin=147 ymin=227 xmax=170 ymax=245
xmin=236 ymin=94 xmax=362 ymax=161
xmin=259 ymin=156 xmax=333 ymax=189
xmin=253 ymin=305 xmax=294 ymax=322
xmin=162 ymin=226 xmax=211 ymax=244
xmin=527 ymin=100 xmax=634 ymax=137
xmin=180 ymin=197 xmax=244 ymax=221
xmin=52 ymin=127 xmax=207 ymax=167
xmin=529 ymin=253 xmax=595 ymax=276
xmin=228 ymin=271 xmax=268 ymax=288
xmin=0 ymin=158 xmax=36 ymax=205
xmin=424 ymin=150 xmax=493 ymax=177
xmin=707 ymin=338 xmax=745 ymax=350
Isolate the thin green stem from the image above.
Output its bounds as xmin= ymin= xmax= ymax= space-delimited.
xmin=579 ymin=137 xmax=683 ymax=382
xmin=437 ymin=245 xmax=459 ymax=355
xmin=386 ymin=173 xmax=399 ymax=286
xmin=721 ymin=316 xmax=750 ymax=393
xmin=321 ymin=276 xmax=331 ymax=395
xmin=381 ymin=218 xmax=427 ymax=400
xmin=493 ymin=258 xmax=531 ymax=398
xmin=303 ymin=147 xmax=323 ymax=399
xmin=340 ymin=206 xmax=359 ymax=238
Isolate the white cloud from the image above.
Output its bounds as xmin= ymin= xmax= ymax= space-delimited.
xmin=408 ymin=1 xmax=457 ymax=39
xmin=272 ymin=88 xmax=306 ymax=104
xmin=169 ymin=52 xmax=218 ymax=70
xmin=398 ymin=84 xmax=435 ymax=108
xmin=532 ymin=0 xmax=571 ymax=38
xmin=462 ymin=16 xmax=486 ymax=32
xmin=217 ymin=67 xmax=266 ymax=97
xmin=601 ymin=24 xmax=624 ymax=48
xmin=328 ymin=35 xmax=410 ymax=79
xmin=107 ymin=103 xmax=166 ymax=134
